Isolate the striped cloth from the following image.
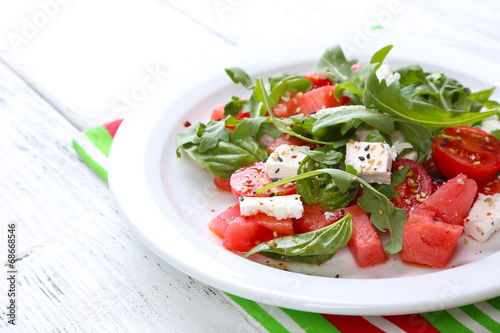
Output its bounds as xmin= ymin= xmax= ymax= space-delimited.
xmin=73 ymin=119 xmax=500 ymax=333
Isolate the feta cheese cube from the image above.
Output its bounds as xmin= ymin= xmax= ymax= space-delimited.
xmin=312 ymin=105 xmax=367 ymax=119
xmin=481 ymin=116 xmax=500 ymax=135
xmin=265 ymin=144 xmax=310 ymax=180
xmin=376 ymin=64 xmax=401 ymax=86
xmin=345 ymin=141 xmax=397 ymax=184
xmin=464 ymin=193 xmax=500 ymax=242
xmin=239 ymin=194 xmax=304 ymax=220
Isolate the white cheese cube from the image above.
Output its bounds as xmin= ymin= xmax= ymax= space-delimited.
xmin=376 ymin=64 xmax=401 ymax=85
xmin=345 ymin=141 xmax=397 ymax=184
xmin=265 ymin=144 xmax=309 ymax=180
xmin=239 ymin=194 xmax=304 ymax=220
xmin=481 ymin=116 xmax=500 ymax=135
xmin=312 ymin=105 xmax=366 ymax=119
xmin=464 ymin=193 xmax=500 ymax=242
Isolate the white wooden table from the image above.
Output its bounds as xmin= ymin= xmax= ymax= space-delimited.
xmin=1 ymin=1 xmax=499 ymax=331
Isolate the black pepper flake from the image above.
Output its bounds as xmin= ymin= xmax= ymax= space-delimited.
xmin=440 ymin=141 xmax=447 ymax=146
xmin=433 ymin=217 xmax=438 ymax=221
xmin=358 ymin=156 xmax=365 ymax=161
xmin=364 ymin=144 xmax=370 ymax=151
xmin=240 ymin=197 xmax=244 ymax=202
xmin=263 ymin=157 xmax=268 ymax=163
xmin=337 ymin=80 xmax=342 ymax=84
xmin=269 ymin=192 xmax=275 ymax=197
xmin=252 ymin=191 xmax=256 ymax=194
xmin=335 ymin=274 xmax=340 ymax=278
xmin=319 ymin=183 xmax=326 ymax=188
xmin=278 ymin=156 xmax=283 ymax=162
xmin=275 ymin=168 xmax=280 ymax=173
xmin=313 ymin=85 xmax=318 ymax=89
xmin=271 ymin=178 xmax=279 ymax=182
xmin=310 ymin=111 xmax=317 ymax=114
xmin=366 ymin=153 xmax=371 ymax=160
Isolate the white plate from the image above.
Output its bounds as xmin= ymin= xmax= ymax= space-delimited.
xmin=109 ymin=36 xmax=500 ymax=315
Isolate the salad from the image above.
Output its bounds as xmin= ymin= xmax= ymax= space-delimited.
xmin=176 ymin=45 xmax=500 ymax=270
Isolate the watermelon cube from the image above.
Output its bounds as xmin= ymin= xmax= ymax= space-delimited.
xmin=418 ymin=173 xmax=477 ymax=225
xmin=208 ymin=204 xmax=294 ymax=253
xmin=402 ymin=209 xmax=463 ymax=268
xmin=346 ymin=205 xmax=388 ymax=267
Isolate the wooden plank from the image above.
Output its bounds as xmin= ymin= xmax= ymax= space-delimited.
xmin=0 ymin=61 xmax=263 ymax=332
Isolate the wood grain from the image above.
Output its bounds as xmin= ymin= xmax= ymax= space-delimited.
xmin=0 ymin=61 xmax=262 ymax=332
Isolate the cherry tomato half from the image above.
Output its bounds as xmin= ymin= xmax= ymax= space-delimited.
xmin=431 ymin=126 xmax=500 ymax=183
xmin=229 ymin=162 xmax=296 ymax=199
xmin=391 ymin=159 xmax=433 ymax=214
xmin=478 ymin=175 xmax=500 ymax=195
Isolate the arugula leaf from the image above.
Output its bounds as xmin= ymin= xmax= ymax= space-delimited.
xmin=224 ymin=96 xmax=248 ymax=116
xmin=314 ymin=45 xmax=358 ymax=83
xmin=175 ymin=122 xmax=203 ymax=157
xmin=269 ymin=74 xmax=311 ymax=103
xmin=245 ymin=214 xmax=353 ymax=264
xmin=375 ymin=166 xmax=409 ymax=199
xmin=225 ymin=67 xmax=254 ymax=89
xmin=492 ymin=129 xmax=500 ymax=141
xmin=256 ymin=168 xmax=407 ymax=254
xmin=231 ymin=117 xmax=270 ymax=141
xmin=312 ymin=107 xmax=397 ymax=136
xmin=296 ymin=149 xmax=357 ymax=210
xmin=370 ymin=45 xmax=393 ymax=65
xmin=363 ymin=64 xmax=497 ymax=130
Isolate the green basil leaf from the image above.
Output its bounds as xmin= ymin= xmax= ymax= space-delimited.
xmin=225 ymin=67 xmax=254 ymax=89
xmin=363 ymin=64 xmax=497 ymax=130
xmin=245 ymin=214 xmax=353 ymax=265
xmin=199 ymin=121 xmax=229 ymax=153
xmin=182 ymin=137 xmax=266 ymax=179
xmin=231 ymin=117 xmax=269 ymax=141
xmin=175 ymin=122 xmax=204 ymax=157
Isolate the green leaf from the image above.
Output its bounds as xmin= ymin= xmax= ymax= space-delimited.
xmin=182 ymin=137 xmax=266 ymax=179
xmin=225 ymin=67 xmax=254 ymax=89
xmin=395 ymin=121 xmax=433 ymax=163
xmin=370 ymin=45 xmax=393 ymax=65
xmin=199 ymin=121 xmax=229 ymax=153
xmin=303 ymin=147 xmax=343 ymax=165
xmin=491 ymin=129 xmax=500 ymax=141
xmin=469 ymin=87 xmax=495 ymax=104
xmin=244 ymin=94 xmax=263 ymax=118
xmin=269 ymin=75 xmax=312 ymax=103
xmin=224 ymin=96 xmax=248 ymax=116
xmin=231 ymin=117 xmax=269 ymax=140
xmin=375 ymin=166 xmax=409 ymax=199
xmin=175 ymin=122 xmax=203 ymax=157
xmin=314 ymin=45 xmax=358 ymax=83
xmin=334 ymin=81 xmax=364 ymax=102
xmin=363 ymin=65 xmax=497 ymax=130
xmin=245 ymin=214 xmax=353 ymax=264
xmin=312 ymin=107 xmax=397 ymax=136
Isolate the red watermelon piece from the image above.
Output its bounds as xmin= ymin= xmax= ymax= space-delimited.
xmin=292 ymin=204 xmax=344 ymax=234
xmin=402 ymin=208 xmax=463 ymax=268
xmin=417 ymin=173 xmax=477 ymax=225
xmin=345 ymin=205 xmax=387 ymax=267
xmin=208 ymin=204 xmax=294 ymax=252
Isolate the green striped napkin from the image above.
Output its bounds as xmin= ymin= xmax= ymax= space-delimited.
xmin=73 ymin=119 xmax=500 ymax=333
